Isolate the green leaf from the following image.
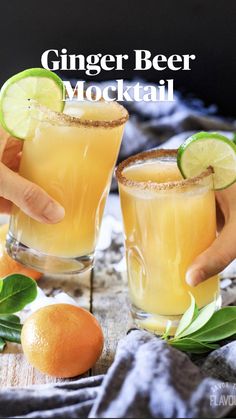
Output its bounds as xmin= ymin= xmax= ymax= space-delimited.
xmin=170 ymin=337 xmax=219 ymax=354
xmin=0 ymin=318 xmax=22 ymax=343
xmin=233 ymin=132 xmax=236 ymax=145
xmin=0 ymin=318 xmax=22 ymax=331
xmin=188 ymin=306 xmax=236 ymax=342
xmin=0 ymin=274 xmax=37 ymax=314
xmin=0 ymin=337 xmax=6 ymax=352
xmin=175 ymin=293 xmax=198 ymax=338
xmin=0 ymin=314 xmax=21 ymax=323
xmin=177 ymin=299 xmax=216 ymax=338
xmin=0 ymin=314 xmax=23 ymax=345
xmin=162 ymin=321 xmax=172 ymax=340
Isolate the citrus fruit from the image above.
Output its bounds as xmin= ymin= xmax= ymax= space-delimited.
xmin=21 ymin=304 xmax=104 ymax=378
xmin=0 ymin=224 xmax=41 ymax=280
xmin=177 ymin=132 xmax=236 ymax=190
xmin=0 ymin=68 xmax=65 ymax=140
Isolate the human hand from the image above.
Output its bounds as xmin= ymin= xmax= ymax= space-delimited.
xmin=186 ymin=182 xmax=236 ymax=286
xmin=0 ymin=127 xmax=65 ymax=223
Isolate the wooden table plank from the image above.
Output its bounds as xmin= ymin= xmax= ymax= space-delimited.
xmin=91 ymin=233 xmax=133 ymax=376
xmin=91 ymin=269 xmax=132 ymax=376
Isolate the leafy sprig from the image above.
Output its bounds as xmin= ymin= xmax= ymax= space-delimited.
xmin=163 ymin=293 xmax=236 ymax=353
xmin=0 ymin=274 xmax=37 ymax=351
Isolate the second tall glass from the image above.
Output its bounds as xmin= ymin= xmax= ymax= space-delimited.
xmin=117 ymin=149 xmax=220 ymax=333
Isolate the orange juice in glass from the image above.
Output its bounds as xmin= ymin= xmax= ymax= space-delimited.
xmin=117 ymin=149 xmax=220 ymax=333
xmin=7 ymin=100 xmax=128 ymax=274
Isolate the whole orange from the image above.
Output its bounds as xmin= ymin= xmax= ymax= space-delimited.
xmin=0 ymin=224 xmax=42 ymax=280
xmin=21 ymin=304 xmax=104 ymax=378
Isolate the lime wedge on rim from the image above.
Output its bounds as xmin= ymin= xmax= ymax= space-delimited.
xmin=177 ymin=132 xmax=236 ymax=190
xmin=0 ymin=68 xmax=65 ymax=140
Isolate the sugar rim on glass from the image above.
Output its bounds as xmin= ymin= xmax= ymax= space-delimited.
xmin=116 ymin=149 xmax=213 ymax=191
xmin=33 ymin=100 xmax=129 ymax=128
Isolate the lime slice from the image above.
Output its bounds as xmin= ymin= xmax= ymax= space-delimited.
xmin=177 ymin=132 xmax=236 ymax=190
xmin=0 ymin=68 xmax=65 ymax=140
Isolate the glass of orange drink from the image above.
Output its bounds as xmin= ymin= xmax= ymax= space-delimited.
xmin=7 ymin=100 xmax=128 ymax=274
xmin=117 ymin=149 xmax=220 ymax=334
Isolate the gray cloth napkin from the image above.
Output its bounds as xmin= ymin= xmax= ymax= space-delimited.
xmin=90 ymin=330 xmax=236 ymax=418
xmin=0 ymin=375 xmax=104 ymax=418
xmin=1 ymin=330 xmax=236 ymax=418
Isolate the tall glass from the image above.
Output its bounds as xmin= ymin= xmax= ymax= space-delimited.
xmin=117 ymin=149 xmax=220 ymax=333
xmin=7 ymin=100 xmax=128 ymax=274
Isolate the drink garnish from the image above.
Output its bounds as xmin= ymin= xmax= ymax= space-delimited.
xmin=0 ymin=68 xmax=65 ymax=140
xmin=177 ymin=132 xmax=236 ymax=190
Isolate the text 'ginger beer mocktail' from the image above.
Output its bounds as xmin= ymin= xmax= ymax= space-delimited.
xmin=117 ymin=150 xmax=219 ymax=332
